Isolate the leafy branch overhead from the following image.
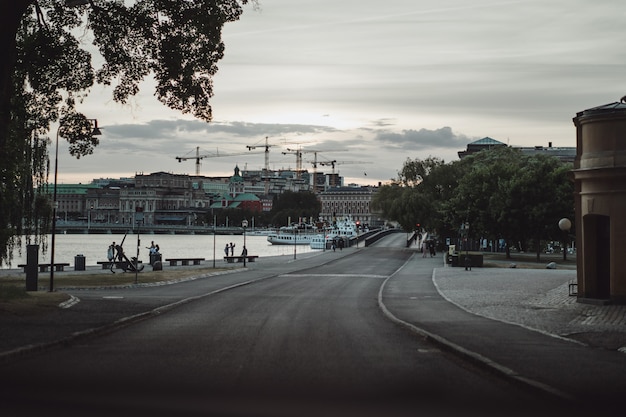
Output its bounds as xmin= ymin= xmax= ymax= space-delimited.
xmin=0 ymin=1 xmax=253 ymax=265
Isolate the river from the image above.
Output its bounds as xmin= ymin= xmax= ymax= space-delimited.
xmin=2 ymin=233 xmax=320 ymax=269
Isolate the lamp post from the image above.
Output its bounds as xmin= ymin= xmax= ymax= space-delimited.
xmin=242 ymin=219 xmax=248 ymax=267
xmin=559 ymin=218 xmax=572 ymax=261
xmin=50 ymin=118 xmax=101 ymax=292
xmin=461 ymin=221 xmax=470 ymax=271
xmin=212 ymin=214 xmax=217 ymax=268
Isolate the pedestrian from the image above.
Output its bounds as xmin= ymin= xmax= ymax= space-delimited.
xmin=224 ymin=244 xmax=229 ymax=257
xmin=146 ymin=241 xmax=156 ymax=254
xmin=115 ymin=242 xmax=124 ymax=263
xmin=422 ymin=240 xmax=428 ymax=258
xmin=107 ymin=241 xmax=116 ymax=273
xmin=338 ymin=239 xmax=344 ymax=251
xmin=230 ymin=242 xmax=235 ymax=256
xmin=331 ymin=241 xmax=336 ymax=252
xmin=241 ymin=246 xmax=248 ymax=256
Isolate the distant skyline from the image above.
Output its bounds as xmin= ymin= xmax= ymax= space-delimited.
xmin=60 ymin=0 xmax=625 ymax=185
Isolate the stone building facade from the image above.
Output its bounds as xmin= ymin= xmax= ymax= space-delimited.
xmin=572 ymin=100 xmax=626 ymax=304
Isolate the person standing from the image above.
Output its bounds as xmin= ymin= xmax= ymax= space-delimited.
xmin=107 ymin=242 xmax=116 ymax=273
xmin=230 ymin=242 xmax=235 ymax=256
xmin=115 ymin=242 xmax=124 ymax=263
xmin=224 ymin=244 xmax=229 ymax=257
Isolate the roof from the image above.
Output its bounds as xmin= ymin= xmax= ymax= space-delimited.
xmin=469 ymin=137 xmax=506 ymax=146
xmin=575 ymin=100 xmax=626 ymax=119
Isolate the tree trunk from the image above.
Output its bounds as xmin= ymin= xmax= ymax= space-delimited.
xmin=0 ymin=1 xmax=31 ymax=151
xmin=535 ymin=236 xmax=541 ymax=263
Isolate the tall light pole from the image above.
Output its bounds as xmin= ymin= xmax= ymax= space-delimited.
xmin=50 ymin=118 xmax=101 ymax=292
xmin=559 ymin=218 xmax=572 ymax=261
xmin=242 ymin=219 xmax=248 ymax=267
xmin=212 ymin=214 xmax=217 ymax=268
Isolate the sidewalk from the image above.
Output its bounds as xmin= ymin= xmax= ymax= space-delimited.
xmin=434 ymin=266 xmax=626 ymax=351
xmin=381 ymin=253 xmax=626 ymax=411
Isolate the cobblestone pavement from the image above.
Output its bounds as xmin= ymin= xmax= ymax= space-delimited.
xmin=433 ymin=267 xmax=626 ymax=351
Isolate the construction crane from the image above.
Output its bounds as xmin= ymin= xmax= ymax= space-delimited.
xmin=304 ymin=149 xmax=348 ymax=193
xmin=246 ymin=136 xmax=276 ymax=194
xmin=175 ymin=146 xmax=257 ymax=175
xmin=282 ymin=147 xmax=304 ymax=179
xmin=318 ymin=160 xmax=372 ymax=187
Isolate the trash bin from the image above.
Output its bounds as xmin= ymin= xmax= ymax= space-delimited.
xmin=149 ymin=253 xmax=162 ymax=266
xmin=74 ymin=254 xmax=86 ymax=271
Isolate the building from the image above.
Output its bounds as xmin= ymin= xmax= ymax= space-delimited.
xmin=210 ymin=166 xmax=262 ymax=212
xmin=458 ymin=137 xmax=506 ymax=159
xmin=317 ymin=185 xmax=382 ymax=228
xmin=458 ymin=137 xmax=575 ymax=163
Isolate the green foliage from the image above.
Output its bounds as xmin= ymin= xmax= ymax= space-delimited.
xmin=0 ymin=285 xmax=30 ymax=301
xmin=374 ymin=148 xmax=575 ymax=256
xmin=0 ymin=1 xmax=252 ymax=265
xmin=268 ymin=191 xmax=321 ymax=226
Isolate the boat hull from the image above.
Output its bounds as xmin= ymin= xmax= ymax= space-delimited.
xmin=267 ymin=234 xmax=315 ymax=245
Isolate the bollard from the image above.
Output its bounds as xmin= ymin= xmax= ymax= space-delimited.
xmin=25 ymin=244 xmax=39 ymax=291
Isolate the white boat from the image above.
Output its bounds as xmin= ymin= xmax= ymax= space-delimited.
xmin=310 ymin=217 xmax=359 ymax=249
xmin=267 ymin=224 xmax=318 ymax=245
xmin=267 ymin=233 xmax=316 ymax=245
xmin=309 ymin=234 xmax=329 ymax=249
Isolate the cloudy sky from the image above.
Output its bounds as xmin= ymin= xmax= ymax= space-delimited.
xmin=65 ymin=0 xmax=625 ymax=185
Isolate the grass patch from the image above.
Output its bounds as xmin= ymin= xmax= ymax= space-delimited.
xmin=0 ymin=266 xmax=230 ymax=291
xmin=0 ymin=284 xmax=30 ymax=301
xmin=0 ymin=266 xmax=231 ymax=315
xmin=481 ymin=252 xmax=577 ymax=269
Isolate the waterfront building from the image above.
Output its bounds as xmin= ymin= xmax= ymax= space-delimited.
xmin=209 ymin=166 xmax=262 ymax=212
xmin=317 ymin=185 xmax=382 ymax=228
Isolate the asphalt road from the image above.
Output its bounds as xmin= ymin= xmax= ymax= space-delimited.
xmin=2 ymin=234 xmax=557 ymax=417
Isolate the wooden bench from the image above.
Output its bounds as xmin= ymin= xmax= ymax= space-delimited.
xmin=18 ymin=263 xmax=70 ymax=273
xmin=164 ymin=258 xmax=205 ymax=266
xmin=97 ymin=261 xmax=143 ymax=270
xmin=223 ymin=255 xmax=259 ymax=264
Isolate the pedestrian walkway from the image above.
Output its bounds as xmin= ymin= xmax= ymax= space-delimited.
xmin=381 ymin=253 xmax=626 ymax=412
xmin=433 ymin=263 xmax=626 ymax=350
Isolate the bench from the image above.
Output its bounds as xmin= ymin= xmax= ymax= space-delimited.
xmin=97 ymin=261 xmax=143 ymax=270
xmin=164 ymin=258 xmax=205 ymax=266
xmin=223 ymin=255 xmax=259 ymax=264
xmin=18 ymin=263 xmax=70 ymax=273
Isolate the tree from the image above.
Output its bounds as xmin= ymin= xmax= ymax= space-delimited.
xmin=446 ymin=147 xmax=574 ymax=259
xmin=269 ymin=191 xmax=321 ymax=226
xmin=372 ymin=157 xmax=445 ymax=232
xmin=0 ymin=1 xmax=252 ymax=265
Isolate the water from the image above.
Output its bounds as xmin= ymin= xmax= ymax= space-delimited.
xmin=2 ymin=233 xmax=319 ymax=269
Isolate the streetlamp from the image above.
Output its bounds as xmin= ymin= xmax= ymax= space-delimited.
xmin=461 ymin=221 xmax=470 ymax=271
xmin=241 ymin=219 xmax=248 ymax=267
xmin=293 ymin=225 xmax=297 ymax=260
xmin=50 ymin=118 xmax=101 ymax=292
xmin=558 ymin=218 xmax=572 ymax=261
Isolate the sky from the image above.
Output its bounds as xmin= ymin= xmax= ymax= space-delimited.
xmin=63 ymin=0 xmax=626 ymax=186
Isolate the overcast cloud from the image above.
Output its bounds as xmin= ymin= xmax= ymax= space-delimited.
xmin=62 ymin=0 xmax=626 ymax=185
